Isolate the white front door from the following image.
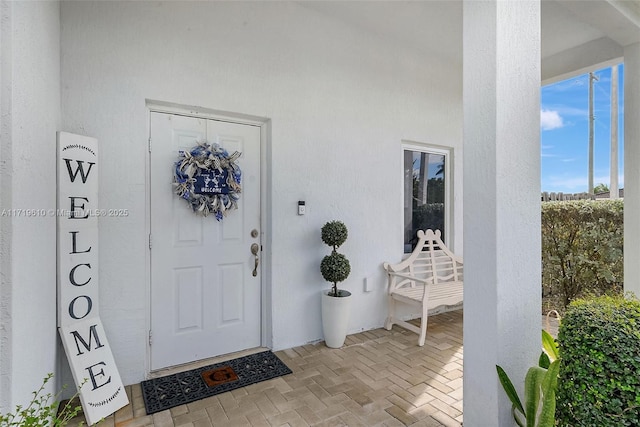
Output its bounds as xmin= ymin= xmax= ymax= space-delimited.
xmin=149 ymin=112 xmax=262 ymax=371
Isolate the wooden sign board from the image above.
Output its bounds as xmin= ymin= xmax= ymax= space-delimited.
xmin=59 ymin=318 xmax=129 ymax=424
xmin=57 ymin=132 xmax=128 ymax=424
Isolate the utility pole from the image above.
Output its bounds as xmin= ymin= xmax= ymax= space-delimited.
xmin=610 ymin=65 xmax=619 ymax=199
xmin=588 ymin=71 xmax=599 ymax=194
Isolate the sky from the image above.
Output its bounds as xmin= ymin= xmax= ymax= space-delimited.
xmin=541 ymin=64 xmax=624 ymax=193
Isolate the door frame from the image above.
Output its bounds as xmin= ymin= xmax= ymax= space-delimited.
xmin=144 ymin=100 xmax=272 ymax=375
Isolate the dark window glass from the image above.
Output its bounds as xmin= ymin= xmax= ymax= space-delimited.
xmin=404 ymin=150 xmax=445 ymax=252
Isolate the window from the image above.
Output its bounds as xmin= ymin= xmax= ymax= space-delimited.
xmin=403 ymin=145 xmax=448 ymax=253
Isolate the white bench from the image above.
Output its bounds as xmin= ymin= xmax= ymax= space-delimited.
xmin=383 ymin=229 xmax=463 ymax=346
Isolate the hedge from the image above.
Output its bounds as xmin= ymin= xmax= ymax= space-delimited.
xmin=556 ymin=296 xmax=640 ymax=426
xmin=413 ymin=203 xmax=444 ymax=233
xmin=542 ymin=199 xmax=623 ymax=311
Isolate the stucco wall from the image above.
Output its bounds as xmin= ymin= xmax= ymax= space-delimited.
xmin=0 ymin=0 xmax=60 ymax=410
xmin=60 ymin=1 xmax=462 ymax=384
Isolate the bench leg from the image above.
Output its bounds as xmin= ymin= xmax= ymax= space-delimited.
xmin=418 ymin=302 xmax=429 ymax=346
xmin=385 ymin=295 xmax=395 ymax=330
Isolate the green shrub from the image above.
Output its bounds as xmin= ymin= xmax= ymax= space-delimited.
xmin=541 ymin=199 xmax=623 ymax=311
xmin=412 ymin=203 xmax=444 ymax=237
xmin=0 ymin=373 xmax=83 ymax=426
xmin=556 ymin=296 xmax=640 ymax=426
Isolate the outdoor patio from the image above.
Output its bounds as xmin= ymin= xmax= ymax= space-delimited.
xmin=65 ymin=310 xmax=560 ymax=427
xmin=67 ymin=311 xmax=464 ymax=427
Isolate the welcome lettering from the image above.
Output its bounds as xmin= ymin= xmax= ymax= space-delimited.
xmin=64 ymin=158 xmax=95 ymax=184
xmin=57 ymin=132 xmax=128 ymax=425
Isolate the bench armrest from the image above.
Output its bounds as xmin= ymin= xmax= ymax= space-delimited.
xmin=387 ymin=271 xmax=434 ymax=297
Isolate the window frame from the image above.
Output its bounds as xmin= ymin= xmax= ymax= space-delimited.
xmin=401 ymin=141 xmax=453 ymax=253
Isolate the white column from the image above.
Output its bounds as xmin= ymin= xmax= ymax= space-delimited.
xmin=624 ymin=43 xmax=640 ymax=296
xmin=462 ymin=1 xmax=541 ymax=425
xmin=610 ymin=64 xmax=619 ymax=199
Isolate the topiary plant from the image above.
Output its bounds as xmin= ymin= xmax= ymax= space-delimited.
xmin=556 ymin=295 xmax=640 ymax=426
xmin=320 ymin=221 xmax=351 ymax=297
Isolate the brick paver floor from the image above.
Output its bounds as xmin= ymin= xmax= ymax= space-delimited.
xmin=65 ymin=310 xmax=562 ymax=426
xmin=66 ymin=311 xmax=464 ymax=427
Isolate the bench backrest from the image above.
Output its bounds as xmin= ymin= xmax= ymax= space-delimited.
xmin=389 ymin=229 xmax=463 ymax=284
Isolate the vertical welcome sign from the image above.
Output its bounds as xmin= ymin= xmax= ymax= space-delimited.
xmin=57 ymin=132 xmax=128 ymax=425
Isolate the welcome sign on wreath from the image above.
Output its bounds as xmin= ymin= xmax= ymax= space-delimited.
xmin=173 ymin=141 xmax=242 ymax=220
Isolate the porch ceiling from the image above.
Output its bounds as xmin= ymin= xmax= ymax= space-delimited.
xmin=301 ymin=0 xmax=640 ymax=81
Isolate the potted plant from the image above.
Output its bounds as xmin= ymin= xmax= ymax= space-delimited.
xmin=320 ymin=220 xmax=352 ymax=348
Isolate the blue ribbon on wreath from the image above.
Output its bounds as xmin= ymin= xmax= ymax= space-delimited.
xmin=173 ymin=141 xmax=242 ymax=220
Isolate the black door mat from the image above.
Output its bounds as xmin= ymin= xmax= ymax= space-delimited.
xmin=141 ymin=350 xmax=292 ymax=414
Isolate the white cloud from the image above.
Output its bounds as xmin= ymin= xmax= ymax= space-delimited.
xmin=541 ymin=109 xmax=564 ymax=130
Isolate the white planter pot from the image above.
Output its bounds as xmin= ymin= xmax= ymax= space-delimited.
xmin=321 ymin=290 xmax=352 ymax=348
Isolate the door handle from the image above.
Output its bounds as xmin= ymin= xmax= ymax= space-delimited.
xmin=251 ymin=243 xmax=259 ymax=277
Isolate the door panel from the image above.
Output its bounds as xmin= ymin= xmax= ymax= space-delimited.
xmin=175 ymin=267 xmax=203 ymax=331
xmin=150 ymin=112 xmax=261 ymax=370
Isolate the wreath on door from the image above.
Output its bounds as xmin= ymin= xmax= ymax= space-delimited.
xmin=173 ymin=141 xmax=242 ymax=220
